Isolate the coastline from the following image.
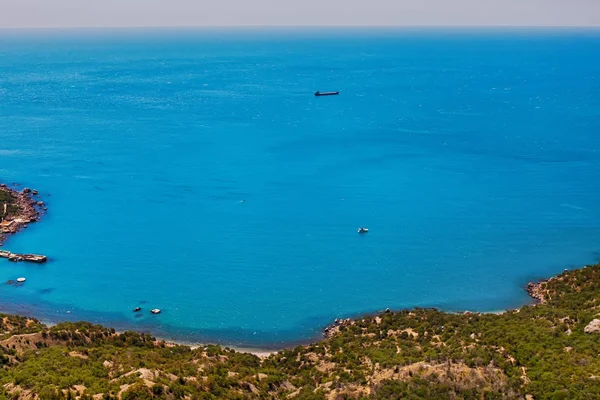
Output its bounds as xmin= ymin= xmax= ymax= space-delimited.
xmin=158 ymin=269 xmax=581 ymax=352
xmin=525 ymin=269 xmax=570 ymax=305
xmin=0 ymin=181 xmax=590 ymax=355
xmin=160 ymin=276 xmax=564 ymax=353
xmin=1 ymin=261 xmax=598 ymax=399
xmin=0 ymin=183 xmax=46 ymax=248
xmin=25 ymin=270 xmax=571 ymax=358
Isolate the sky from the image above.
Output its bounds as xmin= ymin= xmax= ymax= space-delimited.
xmin=1 ymin=0 xmax=599 ymax=28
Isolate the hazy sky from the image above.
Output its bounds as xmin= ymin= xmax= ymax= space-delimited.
xmin=1 ymin=0 xmax=599 ymax=28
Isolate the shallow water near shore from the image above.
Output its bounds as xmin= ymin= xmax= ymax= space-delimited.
xmin=1 ymin=28 xmax=600 ymax=348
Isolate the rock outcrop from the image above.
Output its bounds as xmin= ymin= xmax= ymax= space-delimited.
xmin=0 ymin=184 xmax=45 ymax=246
xmin=584 ymin=319 xmax=600 ymax=334
xmin=526 ymin=281 xmax=548 ymax=304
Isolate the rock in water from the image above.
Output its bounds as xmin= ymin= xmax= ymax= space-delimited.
xmin=584 ymin=319 xmax=600 ymax=333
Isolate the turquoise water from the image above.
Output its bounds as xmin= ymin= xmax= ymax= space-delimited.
xmin=1 ymin=28 xmax=599 ymax=348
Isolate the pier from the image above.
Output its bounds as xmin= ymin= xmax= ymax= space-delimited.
xmin=0 ymin=250 xmax=47 ymax=263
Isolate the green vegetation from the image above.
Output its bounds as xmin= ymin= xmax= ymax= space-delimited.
xmin=0 ymin=188 xmax=20 ymax=218
xmin=1 ymin=264 xmax=600 ymax=399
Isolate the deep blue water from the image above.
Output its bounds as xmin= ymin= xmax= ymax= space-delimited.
xmin=1 ymin=28 xmax=599 ymax=348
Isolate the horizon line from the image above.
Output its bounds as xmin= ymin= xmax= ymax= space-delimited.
xmin=1 ymin=24 xmax=600 ymax=30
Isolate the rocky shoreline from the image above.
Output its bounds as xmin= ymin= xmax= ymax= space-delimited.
xmin=321 ymin=277 xmax=565 ymax=338
xmin=0 ymin=183 xmax=46 ymax=247
xmin=526 ymin=280 xmax=549 ymax=304
xmin=525 ymin=268 xmax=574 ymax=305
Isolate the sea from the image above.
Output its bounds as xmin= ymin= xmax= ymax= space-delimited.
xmin=0 ymin=28 xmax=599 ymax=349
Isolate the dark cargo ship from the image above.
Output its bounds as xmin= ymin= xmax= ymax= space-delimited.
xmin=314 ymin=91 xmax=339 ymax=96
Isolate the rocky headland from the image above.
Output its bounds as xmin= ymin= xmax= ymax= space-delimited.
xmin=0 ymin=183 xmax=46 ymax=247
xmin=525 ymin=268 xmax=574 ymax=305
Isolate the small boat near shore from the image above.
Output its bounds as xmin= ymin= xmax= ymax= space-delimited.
xmin=358 ymin=227 xmax=369 ymax=234
xmin=314 ymin=91 xmax=339 ymax=96
xmin=16 ymin=277 xmax=26 ymax=283
xmin=151 ymin=309 xmax=161 ymax=314
xmin=133 ymin=307 xmax=141 ymax=312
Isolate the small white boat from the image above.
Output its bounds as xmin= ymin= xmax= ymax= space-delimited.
xmin=16 ymin=277 xmax=26 ymax=283
xmin=357 ymin=227 xmax=369 ymax=234
xmin=151 ymin=309 xmax=161 ymax=314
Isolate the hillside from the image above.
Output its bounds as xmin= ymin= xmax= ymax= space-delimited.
xmin=1 ymin=263 xmax=600 ymax=399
